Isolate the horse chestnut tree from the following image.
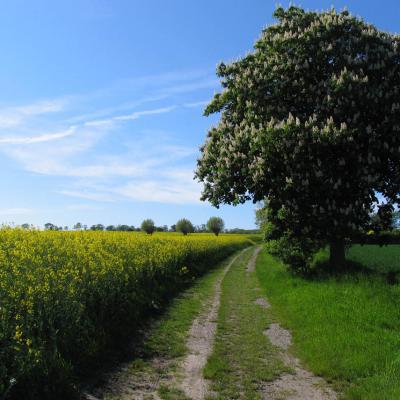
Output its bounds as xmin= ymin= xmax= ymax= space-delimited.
xmin=195 ymin=6 xmax=400 ymax=268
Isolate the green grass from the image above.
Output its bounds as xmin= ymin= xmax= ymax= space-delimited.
xmin=347 ymin=244 xmax=400 ymax=273
xmin=256 ymin=248 xmax=400 ymax=399
xmin=158 ymin=385 xmax=189 ymax=400
xmin=204 ymin=247 xmax=285 ymax=400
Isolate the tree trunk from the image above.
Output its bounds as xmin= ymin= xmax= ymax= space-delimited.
xmin=329 ymin=239 xmax=346 ymax=270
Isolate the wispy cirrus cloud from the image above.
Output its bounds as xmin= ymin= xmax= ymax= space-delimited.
xmin=183 ymin=100 xmax=208 ymax=108
xmin=59 ymin=164 xmax=202 ymax=205
xmin=0 ymin=67 xmax=215 ymax=205
xmin=0 ymin=126 xmax=76 ymax=144
xmin=0 ymin=99 xmax=67 ymax=128
xmin=114 ymin=179 xmax=200 ymax=204
xmin=112 ymin=167 xmax=202 ymax=204
xmin=113 ymin=105 xmax=176 ymax=121
xmin=57 ymin=190 xmax=115 ymax=202
xmin=85 ymin=105 xmax=176 ymax=127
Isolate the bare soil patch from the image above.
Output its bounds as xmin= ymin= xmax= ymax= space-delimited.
xmin=263 ymin=323 xmax=336 ymax=400
xmin=254 ymin=297 xmax=271 ymax=309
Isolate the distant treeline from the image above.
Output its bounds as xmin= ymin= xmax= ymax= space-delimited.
xmin=19 ymin=221 xmax=260 ymax=235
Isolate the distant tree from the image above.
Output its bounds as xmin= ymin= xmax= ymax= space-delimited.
xmin=106 ymin=225 xmax=115 ymax=231
xmin=44 ymin=223 xmax=56 ymax=231
xmin=117 ymin=224 xmax=132 ymax=231
xmin=170 ymin=224 xmax=176 ymax=232
xmin=64 ymin=226 xmax=69 ymax=231
xmin=141 ymin=219 xmax=155 ymax=235
xmin=154 ymin=225 xmax=168 ymax=232
xmin=176 ymin=218 xmax=194 ymax=235
xmin=73 ymin=222 xmax=82 ymax=230
xmin=194 ymin=224 xmax=207 ymax=233
xmin=207 ymin=217 xmax=225 ymax=236
xmin=21 ymin=223 xmax=30 ymax=230
xmin=90 ymin=224 xmax=104 ymax=231
xmin=195 ymin=6 xmax=400 ymax=270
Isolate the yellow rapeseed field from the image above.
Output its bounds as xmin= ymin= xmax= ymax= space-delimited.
xmin=0 ymin=229 xmax=251 ymax=399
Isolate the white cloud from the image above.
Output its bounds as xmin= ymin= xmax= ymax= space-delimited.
xmin=0 ymin=67 xmax=216 ymax=206
xmin=114 ymin=178 xmax=201 ymax=204
xmin=113 ymin=105 xmax=176 ymax=121
xmin=0 ymin=126 xmax=76 ymax=144
xmin=59 ymin=162 xmax=147 ymax=178
xmin=53 ymin=163 xmax=202 ymax=205
xmin=57 ymin=190 xmax=115 ymax=202
xmin=0 ymin=104 xmax=177 ymax=147
xmin=111 ymin=166 xmax=201 ymax=204
xmin=14 ymin=100 xmax=65 ymax=115
xmin=0 ymin=99 xmax=66 ymax=128
xmin=183 ymin=100 xmax=208 ymax=108
xmin=84 ymin=105 xmax=176 ymax=128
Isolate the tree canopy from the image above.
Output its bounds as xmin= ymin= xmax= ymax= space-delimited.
xmin=207 ymin=217 xmax=225 ymax=236
xmin=141 ymin=219 xmax=155 ymax=235
xmin=195 ymin=6 xmax=400 ymax=268
xmin=176 ymin=218 xmax=194 ymax=235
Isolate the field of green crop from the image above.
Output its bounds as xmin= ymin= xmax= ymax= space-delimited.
xmin=347 ymin=244 xmax=400 ymax=273
xmin=0 ymin=229 xmax=250 ymax=399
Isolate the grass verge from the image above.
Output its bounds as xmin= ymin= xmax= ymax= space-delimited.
xmin=204 ymin=247 xmax=285 ymax=400
xmin=256 ymin=248 xmax=400 ymax=400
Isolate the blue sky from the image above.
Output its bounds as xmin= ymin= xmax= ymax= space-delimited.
xmin=0 ymin=0 xmax=398 ymax=229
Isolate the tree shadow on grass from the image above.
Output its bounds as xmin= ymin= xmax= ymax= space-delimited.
xmin=306 ymin=257 xmax=398 ymax=285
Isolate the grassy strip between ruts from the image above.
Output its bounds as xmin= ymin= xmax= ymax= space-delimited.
xmin=203 ymin=247 xmax=285 ymax=400
xmin=99 ymin=250 xmax=248 ymax=400
xmin=256 ymin=248 xmax=400 ymax=400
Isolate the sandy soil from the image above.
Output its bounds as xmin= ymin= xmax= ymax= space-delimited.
xmin=254 ymin=297 xmax=271 ymax=308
